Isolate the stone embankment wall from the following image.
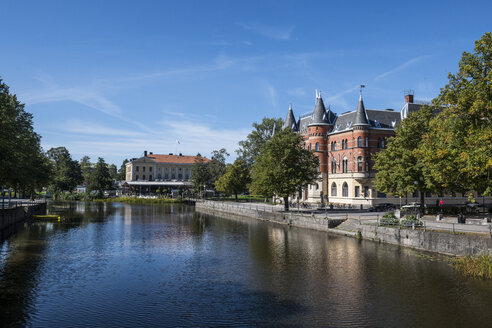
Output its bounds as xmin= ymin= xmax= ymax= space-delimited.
xmin=1 ymin=202 xmax=47 ymax=238
xmin=339 ymin=218 xmax=492 ymax=256
xmin=195 ymin=201 xmax=345 ymax=232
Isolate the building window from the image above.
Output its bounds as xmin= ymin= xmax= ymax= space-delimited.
xmin=342 ymin=158 xmax=348 ymax=173
xmin=342 ymin=182 xmax=349 ymax=197
xmin=377 ymin=138 xmax=381 ymax=148
xmin=164 ymin=173 xmax=169 ymax=179
xmin=315 ymin=142 xmax=319 ymax=151
xmin=364 ymin=186 xmax=370 ymax=197
xmin=331 ymin=158 xmax=337 ymax=173
xmin=357 ymin=137 xmax=362 ymax=147
xmin=381 ymin=139 xmax=385 ymax=148
xmin=142 ymin=174 xmax=146 ymax=180
xmin=357 ymin=156 xmax=363 ymax=172
xmin=309 ymin=144 xmax=312 ymax=151
xmin=136 ymin=166 xmax=139 ymax=172
xmin=149 ymin=167 xmax=152 ymax=172
xmin=136 ymin=175 xmax=139 ymax=180
xmin=365 ymin=137 xmax=369 ymax=147
xmin=355 ymin=186 xmax=360 ymax=197
xmin=149 ymin=175 xmax=153 ymax=181
xmin=315 ymin=183 xmax=319 ymax=190
xmin=142 ymin=166 xmax=146 ymax=172
xmin=331 ymin=182 xmax=337 ymax=196
xmin=366 ymin=161 xmax=369 ymax=172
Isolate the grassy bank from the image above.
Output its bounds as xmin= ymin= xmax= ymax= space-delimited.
xmin=94 ymin=196 xmax=187 ymax=204
xmin=454 ymin=255 xmax=492 ymax=279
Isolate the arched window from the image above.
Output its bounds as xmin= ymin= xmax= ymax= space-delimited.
xmin=342 ymin=157 xmax=348 ymax=173
xmin=309 ymin=143 xmax=311 ymax=151
xmin=315 ymin=183 xmax=319 ymax=190
xmin=381 ymin=139 xmax=385 ymax=148
xmin=357 ymin=137 xmax=362 ymax=147
xmin=331 ymin=158 xmax=337 ymax=173
xmin=357 ymin=156 xmax=363 ymax=172
xmin=315 ymin=142 xmax=319 ymax=151
xmin=331 ymin=182 xmax=337 ymax=196
xmin=342 ymin=182 xmax=349 ymax=197
xmin=365 ymin=137 xmax=369 ymax=147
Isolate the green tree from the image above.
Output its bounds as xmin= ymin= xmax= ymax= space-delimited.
xmin=0 ymin=78 xmax=51 ymax=197
xmin=80 ymin=155 xmax=93 ymax=183
xmin=250 ymin=129 xmax=319 ymax=211
xmin=108 ymin=164 xmax=118 ymax=180
xmin=374 ymin=106 xmax=437 ymax=214
xmin=47 ymin=147 xmax=83 ymax=192
xmin=89 ymin=157 xmax=113 ymax=197
xmin=421 ymin=32 xmax=492 ymax=197
xmin=215 ymin=159 xmax=251 ymax=200
xmin=117 ymin=159 xmax=129 ymax=181
xmin=190 ymin=153 xmax=211 ymax=197
xmin=208 ymin=148 xmax=229 ymax=188
xmin=236 ymin=117 xmax=283 ymax=168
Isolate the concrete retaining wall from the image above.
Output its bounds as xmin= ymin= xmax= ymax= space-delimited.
xmin=350 ymin=219 xmax=492 ymax=256
xmin=195 ymin=201 xmax=345 ymax=232
xmin=0 ymin=203 xmax=46 ymax=238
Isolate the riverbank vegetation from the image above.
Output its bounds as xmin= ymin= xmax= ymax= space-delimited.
xmin=454 ymin=255 xmax=492 ymax=279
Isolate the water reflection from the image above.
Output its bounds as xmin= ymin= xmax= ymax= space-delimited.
xmin=0 ymin=202 xmax=491 ymax=327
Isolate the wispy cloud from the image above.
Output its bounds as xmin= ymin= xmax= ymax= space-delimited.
xmin=374 ymin=56 xmax=430 ymax=81
xmin=287 ymin=87 xmax=307 ymax=97
xmin=238 ymin=22 xmax=294 ymax=40
xmin=261 ymin=81 xmax=278 ymax=109
xmin=63 ymin=119 xmax=145 ymax=137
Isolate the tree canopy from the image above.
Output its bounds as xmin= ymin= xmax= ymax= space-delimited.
xmin=190 ymin=154 xmax=211 ymax=196
xmin=421 ymin=32 xmax=492 ymax=197
xmin=374 ymin=106 xmax=437 ymax=213
xmin=250 ymin=129 xmax=319 ymax=211
xmin=208 ymin=148 xmax=229 ymax=188
xmin=0 ymin=78 xmax=52 ymax=196
xmin=88 ymin=157 xmax=113 ymax=197
xmin=215 ymin=158 xmax=251 ymax=200
xmin=47 ymin=147 xmax=83 ymax=192
xmin=117 ymin=159 xmax=129 ymax=181
xmin=236 ymin=117 xmax=283 ymax=168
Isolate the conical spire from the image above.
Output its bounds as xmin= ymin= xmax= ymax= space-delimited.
xmin=309 ymin=90 xmax=331 ymax=126
xmin=282 ymin=104 xmax=298 ymax=131
xmin=353 ymin=94 xmax=369 ymax=126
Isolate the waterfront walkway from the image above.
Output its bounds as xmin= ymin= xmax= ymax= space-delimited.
xmin=200 ymin=200 xmax=492 ymax=236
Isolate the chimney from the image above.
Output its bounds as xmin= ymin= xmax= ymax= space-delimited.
xmin=179 ymin=153 xmax=183 ymax=156
xmin=144 ymin=150 xmax=148 ymax=156
xmin=149 ymin=152 xmax=153 ymax=155
xmin=405 ymin=94 xmax=414 ymax=103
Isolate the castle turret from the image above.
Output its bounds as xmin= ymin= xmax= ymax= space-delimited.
xmin=353 ymin=94 xmax=369 ymax=128
xmin=282 ymin=104 xmax=298 ymax=131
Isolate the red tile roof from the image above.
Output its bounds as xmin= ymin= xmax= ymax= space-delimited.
xmin=146 ymin=154 xmax=211 ymax=164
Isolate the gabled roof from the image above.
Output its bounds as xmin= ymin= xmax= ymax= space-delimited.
xmin=133 ymin=154 xmax=211 ymax=164
xmin=282 ymin=104 xmax=298 ymax=131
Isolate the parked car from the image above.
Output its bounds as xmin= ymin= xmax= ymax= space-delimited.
xmin=368 ymin=203 xmax=396 ymax=212
xmin=401 ymin=202 xmax=427 ymax=209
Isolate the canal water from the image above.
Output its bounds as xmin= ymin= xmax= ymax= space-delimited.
xmin=1 ymin=202 xmax=492 ymax=327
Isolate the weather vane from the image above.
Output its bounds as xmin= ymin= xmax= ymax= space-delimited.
xmin=360 ymin=84 xmax=366 ymax=96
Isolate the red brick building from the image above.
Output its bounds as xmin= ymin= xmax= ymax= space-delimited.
xmin=283 ymin=90 xmax=411 ymax=208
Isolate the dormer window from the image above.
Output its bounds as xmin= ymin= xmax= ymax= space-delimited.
xmin=374 ymin=120 xmax=381 ymax=128
xmin=347 ymin=121 xmax=353 ymax=128
xmin=391 ymin=121 xmax=396 ymax=128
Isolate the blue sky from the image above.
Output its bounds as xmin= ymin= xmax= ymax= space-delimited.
xmin=1 ymin=0 xmax=490 ymax=165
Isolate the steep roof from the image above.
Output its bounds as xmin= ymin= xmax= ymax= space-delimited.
xmin=145 ymin=154 xmax=211 ymax=164
xmin=309 ymin=92 xmax=330 ymax=125
xmin=353 ymin=94 xmax=369 ymax=126
xmin=282 ymin=104 xmax=298 ymax=131
xmin=329 ymin=109 xmax=400 ymax=134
